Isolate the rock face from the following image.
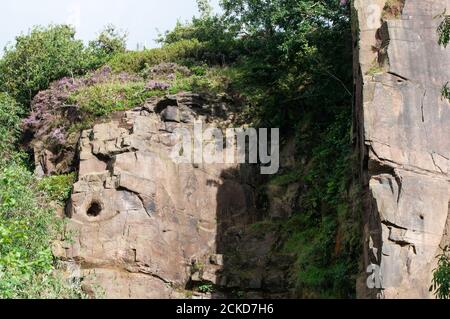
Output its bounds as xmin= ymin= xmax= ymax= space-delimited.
xmin=57 ymin=93 xmax=258 ymax=298
xmin=353 ymin=0 xmax=450 ymax=298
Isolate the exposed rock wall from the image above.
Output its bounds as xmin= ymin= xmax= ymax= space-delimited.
xmin=55 ymin=93 xmax=260 ymax=298
xmin=353 ymin=0 xmax=450 ymax=298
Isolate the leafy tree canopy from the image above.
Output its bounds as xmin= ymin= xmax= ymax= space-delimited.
xmin=0 ymin=24 xmax=126 ymax=107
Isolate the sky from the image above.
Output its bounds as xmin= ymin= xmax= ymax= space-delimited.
xmin=0 ymin=0 xmax=222 ymax=51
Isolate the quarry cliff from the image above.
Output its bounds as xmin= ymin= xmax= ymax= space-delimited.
xmin=353 ymin=0 xmax=450 ymax=298
xmin=11 ymin=0 xmax=450 ymax=299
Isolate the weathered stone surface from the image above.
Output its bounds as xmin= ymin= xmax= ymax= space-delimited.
xmin=59 ymin=93 xmax=257 ymax=298
xmin=82 ymin=268 xmax=173 ymax=299
xmin=161 ymin=106 xmax=180 ymax=122
xmin=353 ymin=0 xmax=450 ymax=298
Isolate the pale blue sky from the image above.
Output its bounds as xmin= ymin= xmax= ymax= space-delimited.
xmin=0 ymin=0 xmax=221 ymax=51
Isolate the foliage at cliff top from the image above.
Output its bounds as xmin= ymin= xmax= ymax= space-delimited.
xmin=0 ymin=24 xmax=126 ymax=107
xmin=23 ymin=61 xmax=228 ymax=160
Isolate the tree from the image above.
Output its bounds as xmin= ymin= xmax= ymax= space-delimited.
xmin=197 ymin=0 xmax=213 ymax=18
xmin=0 ymin=25 xmax=94 ymax=106
xmin=89 ymin=24 xmax=128 ymax=58
xmin=0 ymin=24 xmax=122 ymax=107
xmin=160 ymin=13 xmax=240 ymax=65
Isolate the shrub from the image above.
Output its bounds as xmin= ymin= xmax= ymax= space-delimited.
xmin=23 ymin=66 xmax=147 ymax=146
xmin=0 ymin=163 xmax=83 ymax=298
xmin=0 ymin=93 xmax=23 ymax=164
xmin=0 ymin=25 xmax=94 ymax=106
xmin=159 ymin=15 xmax=241 ymax=65
xmin=87 ymin=25 xmax=128 ymax=67
xmin=67 ymin=81 xmax=163 ymax=118
xmin=431 ymin=246 xmax=450 ymax=299
xmin=441 ymin=82 xmax=450 ymax=101
xmin=198 ymin=283 xmax=214 ymax=293
xmin=108 ymin=39 xmax=204 ymax=74
xmin=168 ymin=67 xmax=233 ymax=95
xmin=0 ymin=25 xmax=126 ymax=107
xmin=0 ymin=90 xmax=82 ymax=299
xmin=37 ymin=173 xmax=76 ymax=204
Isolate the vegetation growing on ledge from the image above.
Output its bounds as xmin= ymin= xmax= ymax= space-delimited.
xmin=37 ymin=173 xmax=76 ymax=204
xmin=68 ymin=81 xmax=161 ymax=117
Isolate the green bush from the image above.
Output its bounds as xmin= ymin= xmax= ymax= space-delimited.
xmin=431 ymin=246 xmax=450 ymax=299
xmin=0 ymin=93 xmax=23 ymax=164
xmin=37 ymin=173 xmax=76 ymax=204
xmin=159 ymin=15 xmax=241 ymax=65
xmin=88 ymin=24 xmax=127 ymax=61
xmin=269 ymin=171 xmax=301 ymax=187
xmin=67 ymin=81 xmax=163 ymax=121
xmin=109 ymin=39 xmax=204 ymax=74
xmin=442 ymin=82 xmax=450 ymax=101
xmin=0 ymin=25 xmax=91 ymax=106
xmin=0 ymin=24 xmax=125 ymax=107
xmin=0 ymin=163 xmax=83 ymax=298
xmin=437 ymin=11 xmax=450 ymax=48
xmin=169 ymin=73 xmax=217 ymax=94
xmin=197 ymin=283 xmax=214 ymax=293
xmin=0 ymin=92 xmax=81 ymax=298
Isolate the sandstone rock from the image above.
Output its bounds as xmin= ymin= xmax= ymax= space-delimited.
xmin=210 ymin=254 xmax=224 ymax=266
xmin=161 ymin=106 xmax=180 ymax=122
xmin=82 ymin=268 xmax=173 ymax=299
xmin=63 ymin=92 xmax=255 ymax=298
xmin=79 ymin=158 xmax=108 ymax=177
xmin=179 ymin=106 xmax=196 ymax=123
xmin=353 ymin=0 xmax=450 ymax=298
xmin=202 ymin=268 xmax=220 ymax=285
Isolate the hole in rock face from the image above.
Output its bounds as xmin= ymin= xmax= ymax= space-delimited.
xmin=87 ymin=201 xmax=102 ymax=217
